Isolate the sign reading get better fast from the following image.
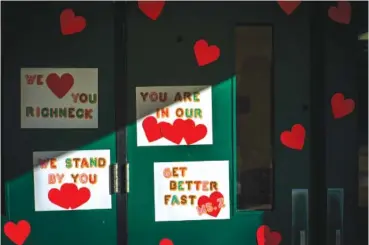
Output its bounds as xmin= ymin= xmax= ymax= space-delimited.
xmin=154 ymin=161 xmax=230 ymax=222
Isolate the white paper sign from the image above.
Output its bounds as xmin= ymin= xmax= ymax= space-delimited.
xmin=154 ymin=161 xmax=230 ymax=222
xmin=33 ymin=150 xmax=111 ymax=211
xmin=21 ymin=68 xmax=98 ymax=128
xmin=136 ymin=86 xmax=213 ymax=146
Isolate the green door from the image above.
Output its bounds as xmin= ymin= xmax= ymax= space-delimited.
xmin=126 ymin=2 xmax=312 ymax=245
xmin=2 ymin=3 xmax=119 ymax=245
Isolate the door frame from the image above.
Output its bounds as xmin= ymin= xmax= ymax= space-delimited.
xmin=309 ymin=3 xmax=328 ymax=245
xmin=114 ymin=2 xmax=363 ymax=245
xmin=115 ymin=2 xmax=325 ymax=245
xmin=114 ymin=2 xmax=129 ymax=245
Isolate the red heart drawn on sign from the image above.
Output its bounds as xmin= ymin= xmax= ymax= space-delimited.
xmin=182 ymin=119 xmax=207 ymax=145
xmin=194 ymin=39 xmax=220 ymax=67
xmin=60 ymin=9 xmax=86 ymax=35
xmin=48 ymin=183 xmax=91 ymax=209
xmin=256 ymin=225 xmax=282 ymax=245
xmin=4 ymin=220 xmax=31 ymax=245
xmin=280 ymin=124 xmax=306 ymax=150
xmin=197 ymin=191 xmax=224 ymax=217
xmin=138 ymin=1 xmax=165 ymax=21
xmin=328 ymin=1 xmax=351 ymax=24
xmin=277 ymin=1 xmax=302 ymax=15
xmin=46 ymin=73 xmax=74 ymax=99
xmin=142 ymin=116 xmax=164 ymax=142
xmin=331 ymin=93 xmax=355 ymax=119
xmin=161 ymin=120 xmax=184 ymax=144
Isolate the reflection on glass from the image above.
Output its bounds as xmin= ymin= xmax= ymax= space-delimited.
xmin=235 ymin=26 xmax=273 ymax=210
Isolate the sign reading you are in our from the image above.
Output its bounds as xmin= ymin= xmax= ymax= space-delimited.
xmin=136 ymin=86 xmax=213 ymax=146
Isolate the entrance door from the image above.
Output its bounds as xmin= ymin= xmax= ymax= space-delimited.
xmin=125 ymin=2 xmax=313 ymax=245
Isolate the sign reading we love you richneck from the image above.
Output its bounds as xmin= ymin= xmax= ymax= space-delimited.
xmin=136 ymin=86 xmax=213 ymax=146
xmin=20 ymin=68 xmax=98 ymax=128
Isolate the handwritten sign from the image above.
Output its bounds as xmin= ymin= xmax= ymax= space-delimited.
xmin=33 ymin=150 xmax=111 ymax=211
xmin=21 ymin=68 xmax=98 ymax=128
xmin=154 ymin=161 xmax=230 ymax=222
xmin=136 ymin=86 xmax=213 ymax=146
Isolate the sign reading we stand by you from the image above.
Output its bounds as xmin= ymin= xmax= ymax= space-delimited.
xmin=33 ymin=150 xmax=111 ymax=211
xmin=20 ymin=68 xmax=98 ymax=128
xmin=136 ymin=86 xmax=213 ymax=146
xmin=154 ymin=161 xmax=230 ymax=222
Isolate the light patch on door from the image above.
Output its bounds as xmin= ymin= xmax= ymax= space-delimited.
xmin=20 ymin=68 xmax=98 ymax=128
xmin=33 ymin=150 xmax=112 ymax=211
xmin=154 ymin=160 xmax=230 ymax=222
xmin=136 ymin=86 xmax=213 ymax=146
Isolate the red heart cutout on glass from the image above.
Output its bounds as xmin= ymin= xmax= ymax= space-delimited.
xmin=48 ymin=183 xmax=91 ymax=209
xmin=159 ymin=238 xmax=174 ymax=245
xmin=277 ymin=1 xmax=302 ymax=15
xmin=142 ymin=116 xmax=163 ymax=142
xmin=4 ymin=220 xmax=31 ymax=245
xmin=328 ymin=1 xmax=351 ymax=24
xmin=46 ymin=73 xmax=74 ymax=99
xmin=138 ymin=1 xmax=165 ymax=21
xmin=194 ymin=39 xmax=220 ymax=67
xmin=182 ymin=119 xmax=207 ymax=145
xmin=331 ymin=93 xmax=355 ymax=119
xmin=256 ymin=225 xmax=282 ymax=245
xmin=197 ymin=191 xmax=224 ymax=217
xmin=161 ymin=120 xmax=184 ymax=144
xmin=60 ymin=9 xmax=86 ymax=35
xmin=280 ymin=124 xmax=306 ymax=150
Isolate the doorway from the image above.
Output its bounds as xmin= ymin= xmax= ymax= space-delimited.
xmin=123 ymin=2 xmax=314 ymax=245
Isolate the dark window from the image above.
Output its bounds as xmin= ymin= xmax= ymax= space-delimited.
xmin=357 ymin=34 xmax=367 ymax=207
xmin=235 ymin=26 xmax=273 ymax=210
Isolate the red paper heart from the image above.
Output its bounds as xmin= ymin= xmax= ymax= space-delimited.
xmin=142 ymin=116 xmax=163 ymax=142
xmin=194 ymin=39 xmax=220 ymax=67
xmin=138 ymin=1 xmax=165 ymax=21
xmin=182 ymin=119 xmax=207 ymax=145
xmin=256 ymin=225 xmax=282 ymax=245
xmin=60 ymin=9 xmax=86 ymax=35
xmin=159 ymin=238 xmax=174 ymax=245
xmin=331 ymin=93 xmax=355 ymax=119
xmin=197 ymin=191 xmax=224 ymax=217
xmin=48 ymin=183 xmax=91 ymax=209
xmin=46 ymin=73 xmax=74 ymax=99
xmin=4 ymin=220 xmax=31 ymax=245
xmin=161 ymin=120 xmax=184 ymax=144
xmin=280 ymin=124 xmax=305 ymax=150
xmin=277 ymin=1 xmax=302 ymax=15
xmin=328 ymin=1 xmax=351 ymax=24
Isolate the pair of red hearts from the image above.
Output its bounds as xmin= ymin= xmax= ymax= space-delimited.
xmin=280 ymin=93 xmax=355 ymax=150
xmin=197 ymin=191 xmax=224 ymax=218
xmin=142 ymin=116 xmax=207 ymax=145
xmin=137 ymin=2 xmax=220 ymax=67
xmin=48 ymin=183 xmax=91 ymax=209
xmin=278 ymin=1 xmax=351 ymax=24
